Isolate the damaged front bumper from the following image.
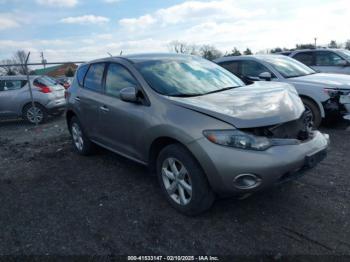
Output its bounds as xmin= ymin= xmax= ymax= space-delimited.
xmin=339 ymin=94 xmax=350 ymax=120
xmin=323 ymin=89 xmax=350 ymax=120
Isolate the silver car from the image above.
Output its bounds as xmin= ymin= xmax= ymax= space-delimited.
xmin=288 ymin=49 xmax=350 ymax=75
xmin=0 ymin=75 xmax=66 ymax=123
xmin=66 ymin=54 xmax=329 ymax=215
xmin=215 ymin=55 xmax=350 ymax=127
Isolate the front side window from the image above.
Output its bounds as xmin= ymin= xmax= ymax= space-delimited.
xmin=105 ymin=63 xmax=138 ymax=97
xmin=315 ymin=51 xmax=345 ymax=66
xmin=135 ymin=56 xmax=244 ymax=97
xmin=240 ymin=60 xmax=272 ymax=78
xmin=219 ymin=61 xmax=240 ymax=75
xmin=84 ymin=63 xmax=105 ymax=92
xmin=293 ymin=52 xmax=314 ymax=66
xmin=262 ymin=56 xmax=315 ymax=78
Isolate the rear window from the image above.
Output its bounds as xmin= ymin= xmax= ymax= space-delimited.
xmin=76 ymin=64 xmax=89 ymax=86
xmin=34 ymin=76 xmax=63 ymax=91
xmin=0 ymin=80 xmax=27 ymax=91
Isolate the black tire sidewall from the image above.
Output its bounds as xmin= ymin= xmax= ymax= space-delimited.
xmin=156 ymin=144 xmax=215 ymax=216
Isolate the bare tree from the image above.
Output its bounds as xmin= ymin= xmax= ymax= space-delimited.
xmin=199 ymin=45 xmax=222 ymax=60
xmin=0 ymin=50 xmax=30 ymax=75
xmin=167 ymin=41 xmax=198 ymax=55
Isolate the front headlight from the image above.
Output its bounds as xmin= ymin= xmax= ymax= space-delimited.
xmin=203 ymin=130 xmax=271 ymax=151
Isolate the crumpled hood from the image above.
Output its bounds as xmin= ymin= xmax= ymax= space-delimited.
xmin=166 ymin=82 xmax=304 ymax=128
xmin=288 ymin=73 xmax=350 ymax=89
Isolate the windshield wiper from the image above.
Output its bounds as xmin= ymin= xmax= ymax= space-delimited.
xmin=201 ymin=86 xmax=239 ymax=96
xmin=168 ymin=93 xmax=202 ymax=97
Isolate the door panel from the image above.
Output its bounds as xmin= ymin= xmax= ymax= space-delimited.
xmin=97 ymin=63 xmax=147 ymax=160
xmin=77 ymin=63 xmax=106 ymax=139
xmin=0 ymin=80 xmax=27 ymax=118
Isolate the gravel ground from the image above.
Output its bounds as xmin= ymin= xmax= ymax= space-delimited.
xmin=0 ymin=116 xmax=349 ymax=256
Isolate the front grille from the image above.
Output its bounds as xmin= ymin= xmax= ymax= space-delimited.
xmin=243 ymin=112 xmax=312 ymax=141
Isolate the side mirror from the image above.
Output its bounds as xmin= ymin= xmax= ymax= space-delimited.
xmin=120 ymin=87 xmax=138 ymax=103
xmin=259 ymin=72 xmax=272 ymax=81
xmin=336 ymin=60 xmax=348 ymax=67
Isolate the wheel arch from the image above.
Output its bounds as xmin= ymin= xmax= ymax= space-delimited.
xmin=299 ymin=94 xmax=325 ymax=118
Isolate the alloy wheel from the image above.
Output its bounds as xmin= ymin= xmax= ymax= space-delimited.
xmin=71 ymin=123 xmax=84 ymax=151
xmin=27 ymin=106 xmax=43 ymax=124
xmin=161 ymin=157 xmax=192 ymax=205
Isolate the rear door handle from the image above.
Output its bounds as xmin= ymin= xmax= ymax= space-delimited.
xmin=100 ymin=105 xmax=109 ymax=112
xmin=74 ymin=97 xmax=81 ymax=102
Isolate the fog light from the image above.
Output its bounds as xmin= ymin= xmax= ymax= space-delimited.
xmin=233 ymin=174 xmax=261 ymax=189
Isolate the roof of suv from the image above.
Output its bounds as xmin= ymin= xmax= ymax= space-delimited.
xmin=87 ymin=53 xmax=195 ymax=64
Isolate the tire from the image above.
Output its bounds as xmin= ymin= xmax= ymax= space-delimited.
xmin=302 ymin=98 xmax=322 ymax=129
xmin=69 ymin=116 xmax=95 ymax=155
xmin=22 ymin=103 xmax=48 ymax=124
xmin=156 ymin=144 xmax=215 ymax=216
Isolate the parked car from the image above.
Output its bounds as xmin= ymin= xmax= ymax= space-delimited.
xmin=66 ymin=54 xmax=329 ymax=215
xmin=215 ymin=55 xmax=350 ymax=127
xmin=56 ymin=76 xmax=73 ymax=89
xmin=286 ymin=49 xmax=350 ymax=75
xmin=0 ymin=75 xmax=66 ymax=124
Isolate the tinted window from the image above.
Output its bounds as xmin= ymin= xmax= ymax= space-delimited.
xmin=136 ymin=56 xmax=244 ymax=96
xmin=84 ymin=63 xmax=105 ymax=92
xmin=77 ymin=64 xmax=89 ymax=86
xmin=0 ymin=80 xmax=26 ymax=91
xmin=293 ymin=52 xmax=314 ymax=66
xmin=315 ymin=51 xmax=345 ymax=66
xmin=105 ymin=63 xmax=138 ymax=97
xmin=240 ymin=60 xmax=271 ymax=77
xmin=219 ymin=61 xmax=240 ymax=75
xmin=262 ymin=56 xmax=315 ymax=78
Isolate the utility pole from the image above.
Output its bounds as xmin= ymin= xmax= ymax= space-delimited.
xmin=40 ymin=52 xmax=47 ymax=69
xmin=314 ymin=37 xmax=317 ymax=48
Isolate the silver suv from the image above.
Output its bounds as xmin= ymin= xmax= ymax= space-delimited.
xmin=0 ymin=75 xmax=66 ymax=123
xmin=288 ymin=49 xmax=350 ymax=75
xmin=66 ymin=54 xmax=329 ymax=215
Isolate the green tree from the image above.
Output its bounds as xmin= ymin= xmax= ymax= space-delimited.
xmin=226 ymin=47 xmax=241 ymax=56
xmin=296 ymin=44 xmax=314 ymax=50
xmin=243 ymin=48 xmax=253 ymax=55
xmin=328 ymin=40 xmax=339 ymax=48
xmin=345 ymin=40 xmax=350 ymax=50
xmin=65 ymin=67 xmax=75 ymax=77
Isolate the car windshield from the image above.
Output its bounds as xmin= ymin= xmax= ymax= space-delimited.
xmin=338 ymin=49 xmax=350 ymax=60
xmin=262 ymin=56 xmax=316 ymax=78
xmin=135 ymin=56 xmax=244 ymax=96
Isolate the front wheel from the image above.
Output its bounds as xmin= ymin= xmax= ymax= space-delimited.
xmin=156 ymin=144 xmax=215 ymax=216
xmin=302 ymin=98 xmax=322 ymax=128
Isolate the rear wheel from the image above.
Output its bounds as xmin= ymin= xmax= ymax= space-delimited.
xmin=22 ymin=103 xmax=47 ymax=124
xmin=156 ymin=144 xmax=215 ymax=216
xmin=302 ymin=98 xmax=321 ymax=128
xmin=69 ymin=116 xmax=95 ymax=155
